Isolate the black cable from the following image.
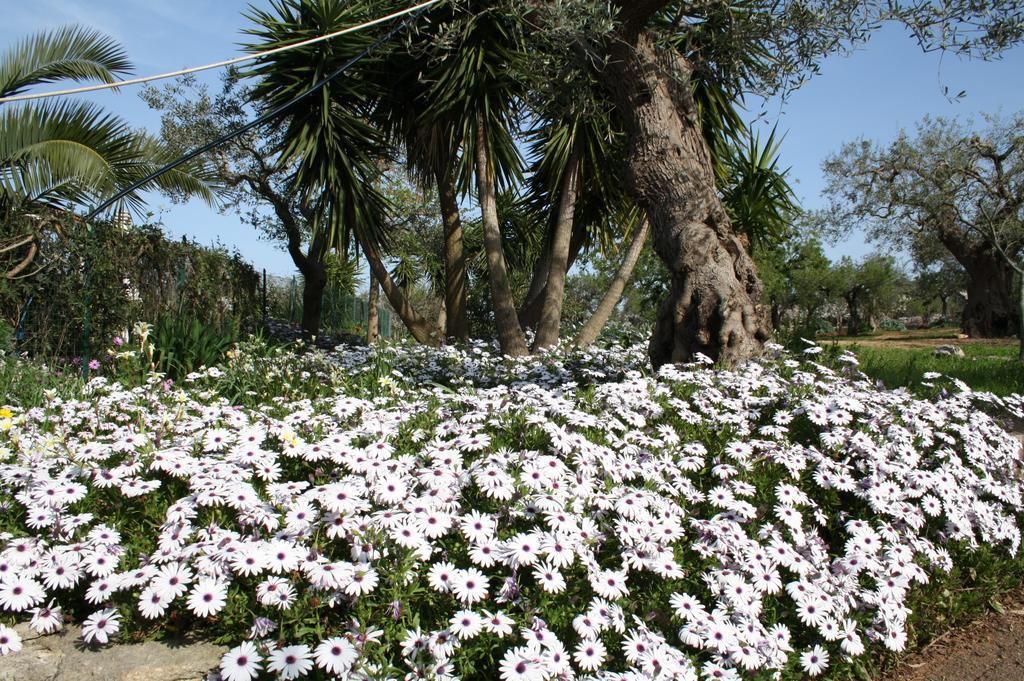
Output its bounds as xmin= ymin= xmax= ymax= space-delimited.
xmin=85 ymin=12 xmax=420 ymax=221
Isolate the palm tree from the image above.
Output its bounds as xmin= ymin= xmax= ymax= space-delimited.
xmin=0 ymin=27 xmax=220 ymax=281
xmin=415 ymin=4 xmax=529 ymax=355
xmin=521 ymin=105 xmax=636 ymax=349
xmin=0 ymin=27 xmax=218 ymax=216
xmin=244 ymin=0 xmax=441 ymax=345
xmin=368 ymin=4 xmax=472 ymax=342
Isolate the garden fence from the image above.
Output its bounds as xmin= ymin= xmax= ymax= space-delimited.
xmin=272 ymin=276 xmax=394 ymax=339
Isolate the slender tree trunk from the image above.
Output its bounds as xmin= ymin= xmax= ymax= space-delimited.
xmin=1017 ymin=269 xmax=1024 ymax=362
xmin=533 ymin=147 xmax=582 ymax=350
xmin=367 ymin=271 xmax=380 ymax=344
xmin=520 ymin=220 xmax=588 ymax=331
xmin=300 ymin=263 xmax=327 ymax=340
xmin=845 ymin=291 xmax=866 ymax=336
xmin=603 ymin=30 xmax=768 ymax=368
xmin=940 ymin=294 xmax=949 ymax=321
xmin=475 ymin=111 xmax=529 ymax=356
xmin=362 ymin=240 xmax=440 ymax=346
xmin=770 ymin=301 xmax=783 ymax=331
xmin=436 ymin=166 xmax=469 ymax=342
xmin=436 ymin=300 xmax=447 ymax=336
xmin=575 ymin=218 xmax=650 ymax=348
xmin=521 ymin=255 xmax=552 ymax=330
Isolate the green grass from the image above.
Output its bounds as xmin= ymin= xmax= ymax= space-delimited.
xmin=0 ymin=355 xmax=84 ymax=408
xmin=843 ymin=343 xmax=1024 ymax=396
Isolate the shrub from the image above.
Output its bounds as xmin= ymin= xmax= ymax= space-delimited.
xmin=879 ymin=318 xmax=908 ymax=332
xmin=0 ymin=216 xmax=259 ymax=360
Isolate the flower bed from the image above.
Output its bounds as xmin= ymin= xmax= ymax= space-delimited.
xmin=0 ymin=340 xmax=1022 ymax=680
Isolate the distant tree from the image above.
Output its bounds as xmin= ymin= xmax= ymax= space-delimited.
xmin=832 ymin=254 xmax=906 ymax=335
xmin=753 ymin=230 xmax=834 ymax=334
xmin=911 ymin=255 xmax=966 ymax=323
xmin=142 ymin=74 xmax=355 ymax=337
xmin=821 ymin=113 xmax=1023 ymax=338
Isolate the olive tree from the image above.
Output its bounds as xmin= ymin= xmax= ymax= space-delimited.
xmin=821 ymin=113 xmax=1023 ymax=338
xmin=512 ymin=0 xmax=1023 ymax=366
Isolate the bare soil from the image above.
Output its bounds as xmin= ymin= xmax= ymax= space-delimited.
xmin=826 ymin=331 xmax=1015 ymax=351
xmin=883 ymin=589 xmax=1024 ymax=681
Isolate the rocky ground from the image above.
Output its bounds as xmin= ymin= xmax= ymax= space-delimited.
xmin=0 ymin=624 xmax=224 ymax=681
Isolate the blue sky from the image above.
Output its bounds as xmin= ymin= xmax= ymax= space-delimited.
xmin=4 ymin=1 xmax=1024 ymax=276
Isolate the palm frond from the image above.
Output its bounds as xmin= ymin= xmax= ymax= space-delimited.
xmin=0 ymin=25 xmax=131 ymax=98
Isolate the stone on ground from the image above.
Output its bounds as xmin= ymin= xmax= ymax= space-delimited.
xmin=0 ymin=624 xmax=225 ymax=681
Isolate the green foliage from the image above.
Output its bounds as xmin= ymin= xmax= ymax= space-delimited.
xmin=832 ymin=253 xmax=908 ymax=335
xmin=879 ymin=318 xmax=908 ymax=332
xmin=0 ymin=216 xmax=259 ymax=361
xmin=721 ymin=127 xmax=799 ymax=249
xmin=324 ymin=251 xmax=359 ymax=296
xmin=150 ymin=316 xmax=240 ymax=381
xmin=0 ymin=27 xmax=218 ymax=216
xmin=243 ymin=0 xmax=392 ymax=255
xmin=0 ymin=353 xmax=83 ymax=409
xmin=849 ymin=342 xmax=1024 ymax=396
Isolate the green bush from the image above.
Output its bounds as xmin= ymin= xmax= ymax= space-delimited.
xmin=879 ymin=318 xmax=908 ymax=331
xmin=0 ymin=215 xmax=259 ymax=361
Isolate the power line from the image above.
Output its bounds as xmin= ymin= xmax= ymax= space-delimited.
xmin=84 ymin=7 xmax=425 ymax=221
xmin=0 ymin=0 xmax=441 ymax=104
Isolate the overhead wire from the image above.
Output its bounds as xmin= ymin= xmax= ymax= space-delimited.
xmin=0 ymin=0 xmax=442 ymax=104
xmin=84 ymin=4 xmax=432 ymax=220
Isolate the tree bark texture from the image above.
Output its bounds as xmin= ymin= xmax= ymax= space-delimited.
xmin=844 ymin=289 xmax=867 ymax=336
xmin=575 ymin=217 xmax=650 ymax=348
xmin=436 ymin=300 xmax=447 ymax=336
xmin=475 ymin=111 xmax=529 ymax=356
xmin=300 ymin=262 xmax=327 ymax=340
xmin=362 ymin=240 xmax=440 ymax=346
xmin=603 ymin=31 xmax=768 ymax=368
xmin=436 ymin=166 xmax=469 ymax=342
xmin=934 ymin=224 xmax=1019 ymax=337
xmin=1017 ymin=270 xmax=1024 ymax=361
xmin=519 ymin=219 xmax=588 ymax=331
xmin=367 ymin=271 xmax=380 ymax=344
xmin=961 ymin=254 xmax=1019 ymax=337
xmin=533 ymin=146 xmax=582 ymax=350
xmin=252 ymin=176 xmax=329 ymax=340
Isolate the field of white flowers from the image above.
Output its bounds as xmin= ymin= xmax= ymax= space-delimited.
xmin=1 ymin=334 xmax=1022 ymax=681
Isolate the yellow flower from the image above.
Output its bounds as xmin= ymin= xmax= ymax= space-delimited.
xmin=0 ymin=408 xmax=12 ymax=419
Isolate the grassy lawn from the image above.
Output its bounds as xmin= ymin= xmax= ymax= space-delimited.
xmin=826 ymin=334 xmax=1024 ymax=396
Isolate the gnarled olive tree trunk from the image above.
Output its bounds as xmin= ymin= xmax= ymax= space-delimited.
xmin=961 ymin=253 xmax=1018 ymax=337
xmin=935 ymin=223 xmax=1019 ymax=337
xmin=604 ymin=31 xmax=768 ymax=368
